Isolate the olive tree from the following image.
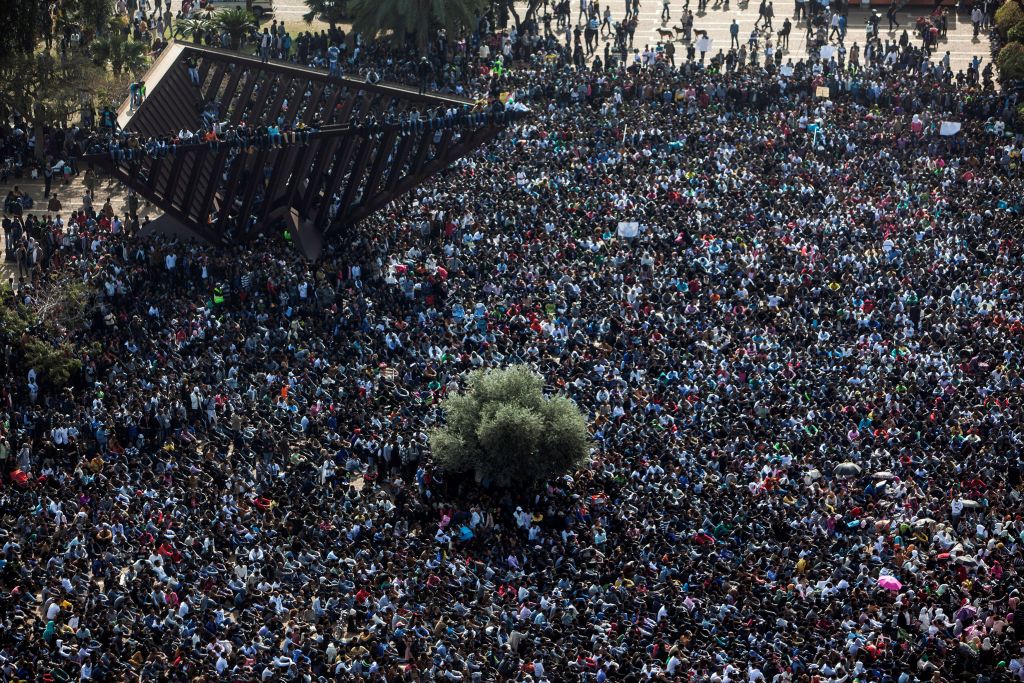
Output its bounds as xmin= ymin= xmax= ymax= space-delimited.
xmin=430 ymin=366 xmax=590 ymax=487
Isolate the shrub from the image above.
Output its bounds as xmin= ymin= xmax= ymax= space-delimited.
xmin=430 ymin=366 xmax=591 ymax=487
xmin=1 ymin=277 xmax=90 ymax=391
xmin=1010 ymin=21 xmax=1024 ymax=44
xmin=997 ymin=41 xmax=1024 ymax=84
xmin=216 ymin=8 xmax=257 ymax=50
xmin=24 ymin=339 xmax=83 ymax=388
xmin=996 ymin=1 xmax=1024 ymax=38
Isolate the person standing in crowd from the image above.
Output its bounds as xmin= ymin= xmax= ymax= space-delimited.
xmin=260 ymin=28 xmax=272 ymax=62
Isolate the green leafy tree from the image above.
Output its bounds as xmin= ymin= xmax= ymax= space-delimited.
xmin=90 ymin=34 xmax=149 ymax=75
xmin=348 ymin=0 xmax=487 ymax=55
xmin=1009 ymin=21 xmax=1024 ymax=45
xmin=1 ymin=277 xmax=91 ymax=392
xmin=62 ymin=0 xmax=116 ymax=42
xmin=216 ymin=8 xmax=257 ymax=50
xmin=117 ymin=39 xmax=148 ymax=75
xmin=0 ymin=0 xmax=121 ymax=160
xmin=23 ymin=340 xmax=83 ymax=389
xmin=175 ymin=16 xmax=214 ymax=44
xmin=430 ymin=366 xmax=591 ymax=488
xmin=303 ymin=0 xmax=349 ymax=29
xmin=997 ymin=41 xmax=1024 ymax=84
xmin=1 ymin=0 xmax=115 ymax=58
xmin=0 ymin=52 xmax=121 ymax=158
xmin=996 ymin=1 xmax=1024 ymax=37
xmin=0 ymin=0 xmax=51 ymax=59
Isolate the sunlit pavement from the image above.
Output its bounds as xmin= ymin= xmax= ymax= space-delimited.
xmin=526 ymin=0 xmax=990 ymax=70
xmin=192 ymin=0 xmax=990 ymax=70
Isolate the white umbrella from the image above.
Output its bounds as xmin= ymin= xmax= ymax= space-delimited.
xmin=873 ymin=471 xmax=896 ymax=480
xmin=912 ymin=518 xmax=937 ymax=528
xmin=960 ymin=499 xmax=981 ymax=509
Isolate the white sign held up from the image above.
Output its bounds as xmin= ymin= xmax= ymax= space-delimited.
xmin=617 ymin=222 xmax=640 ymax=238
xmin=939 ymin=121 xmax=962 ymax=136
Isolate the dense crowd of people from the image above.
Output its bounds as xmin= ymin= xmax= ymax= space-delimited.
xmin=3 ymin=0 xmax=1024 ymax=680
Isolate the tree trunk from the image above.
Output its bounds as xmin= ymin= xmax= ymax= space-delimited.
xmin=523 ymin=0 xmax=545 ymax=25
xmin=33 ymin=102 xmax=46 ymax=162
xmin=508 ymin=1 xmax=522 ymax=29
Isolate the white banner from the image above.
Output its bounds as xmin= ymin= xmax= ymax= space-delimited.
xmin=617 ymin=221 xmax=640 ymax=238
xmin=939 ymin=121 xmax=961 ymax=136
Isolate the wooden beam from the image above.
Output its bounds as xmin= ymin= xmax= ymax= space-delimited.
xmin=214 ymin=149 xmax=248 ymax=234
xmin=348 ymin=126 xmax=503 ymax=225
xmin=235 ymin=147 xmax=271 ymax=236
xmin=359 ymin=129 xmax=398 ymax=207
xmin=335 ymin=137 xmax=374 ymax=221
xmin=384 ymin=132 xmax=417 ymax=192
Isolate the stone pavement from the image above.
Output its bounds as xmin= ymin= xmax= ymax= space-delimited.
xmin=181 ymin=0 xmax=990 ymax=70
xmin=261 ymin=0 xmax=993 ymax=72
xmin=549 ymin=0 xmax=990 ymax=70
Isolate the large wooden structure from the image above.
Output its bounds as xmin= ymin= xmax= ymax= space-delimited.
xmin=89 ymin=43 xmax=520 ymax=246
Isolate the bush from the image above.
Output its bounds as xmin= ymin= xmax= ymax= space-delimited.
xmin=996 ymin=1 xmax=1024 ymax=38
xmin=216 ymin=8 xmax=257 ymax=50
xmin=997 ymin=42 xmax=1024 ymax=84
xmin=1010 ymin=21 xmax=1024 ymax=44
xmin=1 ymin=278 xmax=89 ymax=391
xmin=430 ymin=366 xmax=591 ymax=487
xmin=24 ymin=339 xmax=83 ymax=388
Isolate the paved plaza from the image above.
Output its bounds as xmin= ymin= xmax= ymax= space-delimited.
xmin=257 ymin=0 xmax=992 ymax=70
xmin=623 ymin=4 xmax=988 ymax=69
xmin=196 ymin=0 xmax=991 ymax=71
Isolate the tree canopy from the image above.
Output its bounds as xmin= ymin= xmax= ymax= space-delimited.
xmin=995 ymin=2 xmax=1024 ymax=87
xmin=1 ymin=276 xmax=92 ymax=392
xmin=348 ymin=0 xmax=486 ymax=54
xmin=303 ymin=0 xmax=349 ymax=29
xmin=0 ymin=0 xmax=142 ymax=132
xmin=90 ymin=34 xmax=149 ymax=75
xmin=430 ymin=366 xmax=591 ymax=488
xmin=216 ymin=8 xmax=258 ymax=50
